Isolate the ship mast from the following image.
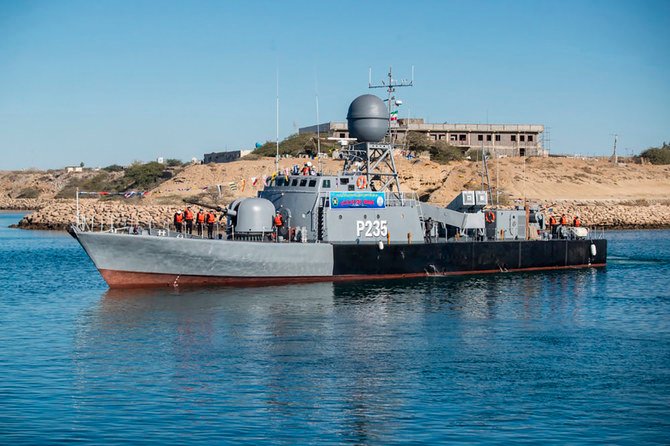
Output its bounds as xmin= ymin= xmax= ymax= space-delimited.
xmin=342 ymin=66 xmax=413 ymax=196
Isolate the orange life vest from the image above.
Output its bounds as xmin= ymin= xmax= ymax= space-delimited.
xmin=174 ymin=214 xmax=183 ymax=223
xmin=274 ymin=215 xmax=283 ymax=227
xmin=206 ymin=213 xmax=216 ymax=224
xmin=560 ymin=216 xmax=568 ymax=225
xmin=197 ymin=212 xmax=205 ymax=223
xmin=184 ymin=209 xmax=194 ymax=220
xmin=574 ymin=218 xmax=581 ymax=227
xmin=549 ymin=216 xmax=557 ymax=226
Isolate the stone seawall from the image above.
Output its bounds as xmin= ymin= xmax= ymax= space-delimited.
xmin=10 ymin=200 xmax=197 ymax=231
xmin=5 ymin=198 xmax=670 ymax=231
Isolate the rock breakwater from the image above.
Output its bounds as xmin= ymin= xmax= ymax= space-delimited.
xmin=5 ymin=198 xmax=670 ymax=231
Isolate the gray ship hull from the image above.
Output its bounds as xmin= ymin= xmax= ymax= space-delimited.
xmin=74 ymin=229 xmax=334 ymax=288
xmin=72 ymin=228 xmax=606 ymax=288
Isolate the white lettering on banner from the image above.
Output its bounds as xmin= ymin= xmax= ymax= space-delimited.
xmin=356 ymin=220 xmax=388 ymax=237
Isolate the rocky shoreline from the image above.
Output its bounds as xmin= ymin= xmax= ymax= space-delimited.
xmin=4 ymin=198 xmax=670 ymax=231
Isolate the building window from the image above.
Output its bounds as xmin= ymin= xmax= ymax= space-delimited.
xmin=520 ymin=135 xmax=525 ymax=142
xmin=528 ymin=135 xmax=534 ymax=142
xmin=520 ymin=148 xmax=526 ymax=156
xmin=339 ymin=133 xmax=346 ymax=138
xmin=495 ymin=134 xmax=500 ymax=142
xmin=487 ymin=135 xmax=492 ymax=141
xmin=511 ymin=135 xmax=517 ymax=142
xmin=459 ymin=134 xmax=466 ymax=141
xmin=450 ymin=134 xmax=457 ymax=141
xmin=478 ymin=135 xmax=483 ymax=141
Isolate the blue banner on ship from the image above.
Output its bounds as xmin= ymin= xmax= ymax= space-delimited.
xmin=329 ymin=191 xmax=386 ymax=209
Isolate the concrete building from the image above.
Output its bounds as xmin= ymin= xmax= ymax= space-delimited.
xmin=299 ymin=118 xmax=547 ymax=157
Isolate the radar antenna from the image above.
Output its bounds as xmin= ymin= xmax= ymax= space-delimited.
xmin=342 ymin=66 xmax=414 ymax=197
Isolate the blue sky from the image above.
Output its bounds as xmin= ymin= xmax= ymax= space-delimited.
xmin=1 ymin=0 xmax=668 ymax=169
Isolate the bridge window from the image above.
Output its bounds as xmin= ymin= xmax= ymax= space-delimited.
xmin=299 ymin=179 xmax=307 ymax=187
xmin=308 ymin=179 xmax=317 ymax=187
xmin=322 ymin=179 xmax=331 ymax=188
xmin=340 ymin=178 xmax=349 ymax=185
xmin=291 ymin=179 xmax=298 ymax=186
xmin=276 ymin=177 xmax=286 ymax=186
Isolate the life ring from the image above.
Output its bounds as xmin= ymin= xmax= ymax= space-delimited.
xmin=356 ymin=176 xmax=367 ymax=189
xmin=485 ymin=210 xmax=496 ymax=223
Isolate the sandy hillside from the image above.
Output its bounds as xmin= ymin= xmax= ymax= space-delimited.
xmin=147 ymin=156 xmax=670 ymax=206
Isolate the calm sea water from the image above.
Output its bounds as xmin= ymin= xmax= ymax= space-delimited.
xmin=1 ymin=211 xmax=669 ymax=444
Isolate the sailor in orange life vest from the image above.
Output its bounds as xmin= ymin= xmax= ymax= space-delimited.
xmin=205 ymin=210 xmax=216 ymax=239
xmin=273 ymin=211 xmax=287 ymax=239
xmin=173 ymin=210 xmax=184 ymax=233
xmin=195 ymin=209 xmax=205 ymax=236
xmin=548 ymin=215 xmax=558 ymax=234
xmin=560 ymin=214 xmax=568 ymax=226
xmin=573 ymin=215 xmax=581 ymax=227
xmin=184 ymin=207 xmax=194 ymax=235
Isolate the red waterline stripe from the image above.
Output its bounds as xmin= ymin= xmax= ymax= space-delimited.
xmin=99 ymin=263 xmax=606 ymax=289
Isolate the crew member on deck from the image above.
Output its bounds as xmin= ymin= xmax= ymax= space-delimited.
xmin=548 ymin=215 xmax=557 ymax=235
xmin=184 ymin=207 xmax=194 ymax=235
xmin=174 ymin=210 xmax=183 ymax=233
xmin=573 ymin=215 xmax=581 ymax=227
xmin=273 ymin=211 xmax=285 ymax=239
xmin=206 ymin=211 xmax=216 ymax=239
xmin=196 ymin=209 xmax=205 ymax=236
xmin=424 ymin=217 xmax=434 ymax=243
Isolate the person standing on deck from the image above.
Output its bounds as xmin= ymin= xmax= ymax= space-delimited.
xmin=196 ymin=209 xmax=205 ymax=236
xmin=184 ymin=207 xmax=194 ymax=235
xmin=174 ymin=211 xmax=183 ymax=233
xmin=206 ymin=211 xmax=216 ymax=239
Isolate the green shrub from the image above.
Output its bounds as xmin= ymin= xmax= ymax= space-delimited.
xmin=640 ymin=143 xmax=670 ymax=165
xmin=102 ymin=164 xmax=125 ymax=172
xmin=121 ymin=161 xmax=166 ymax=190
xmin=252 ymin=133 xmax=338 ymax=157
xmin=17 ymin=187 xmax=41 ymax=199
xmin=405 ymin=132 xmax=463 ymax=164
xmin=430 ymin=141 xmax=464 ymax=163
xmin=56 ymin=172 xmax=117 ymax=198
xmin=165 ymin=158 xmax=184 ymax=167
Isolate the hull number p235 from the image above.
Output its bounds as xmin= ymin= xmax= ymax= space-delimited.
xmin=356 ymin=220 xmax=388 ymax=238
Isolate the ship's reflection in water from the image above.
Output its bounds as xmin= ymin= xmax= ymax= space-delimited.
xmin=71 ymin=269 xmax=617 ymax=443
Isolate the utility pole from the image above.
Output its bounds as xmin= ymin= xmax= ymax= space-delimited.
xmin=611 ymin=134 xmax=618 ymax=164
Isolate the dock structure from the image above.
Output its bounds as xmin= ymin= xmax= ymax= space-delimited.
xmin=300 ymin=119 xmax=547 ymax=157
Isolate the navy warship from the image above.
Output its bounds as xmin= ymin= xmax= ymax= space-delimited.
xmin=71 ymin=92 xmax=607 ymax=288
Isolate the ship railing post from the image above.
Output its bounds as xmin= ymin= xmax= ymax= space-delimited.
xmin=75 ymin=187 xmax=80 ymax=229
